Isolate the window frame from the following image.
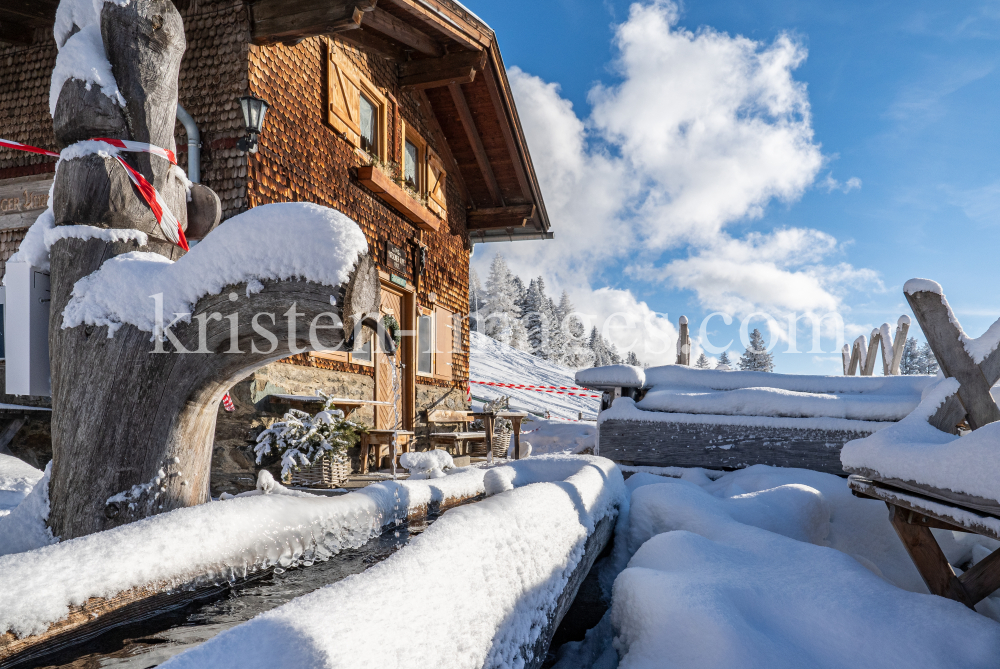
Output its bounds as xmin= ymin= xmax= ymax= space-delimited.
xmin=416 ymin=307 xmax=434 ymax=378
xmin=326 ymin=40 xmax=387 ymax=163
xmin=401 ymin=121 xmax=427 ymax=197
xmin=357 ymin=79 xmax=388 ymax=163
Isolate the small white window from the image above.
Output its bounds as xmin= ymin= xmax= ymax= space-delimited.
xmin=417 ymin=313 xmax=433 ymax=374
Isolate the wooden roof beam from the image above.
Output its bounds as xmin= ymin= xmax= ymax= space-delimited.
xmin=399 ymin=50 xmax=485 ymax=90
xmin=250 ymin=0 xmax=375 ymax=46
xmin=466 ymin=205 xmax=534 ymax=230
xmin=417 ymin=90 xmax=471 ymax=205
xmin=448 ymin=81 xmax=503 ymax=206
xmin=2 ymin=0 xmax=59 ymax=24
xmin=481 ymin=57 xmax=533 ymax=209
xmin=362 ymin=7 xmax=443 ymax=56
xmin=382 ymin=0 xmax=488 ymax=51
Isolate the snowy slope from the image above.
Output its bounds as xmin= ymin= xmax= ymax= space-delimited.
xmin=470 ymin=332 xmax=600 ymax=420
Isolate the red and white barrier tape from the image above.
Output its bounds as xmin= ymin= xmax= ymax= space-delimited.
xmin=470 ymin=380 xmax=592 ymax=392
xmin=222 ymin=392 xmax=235 ymax=412
xmin=470 ymin=379 xmax=601 ymax=398
xmin=0 ymin=137 xmax=188 ymax=251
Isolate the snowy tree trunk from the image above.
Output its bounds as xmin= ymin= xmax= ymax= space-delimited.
xmin=45 ymin=1 xmax=381 ymax=540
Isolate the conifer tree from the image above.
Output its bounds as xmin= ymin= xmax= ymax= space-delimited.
xmin=558 ymin=291 xmax=591 ymax=368
xmin=695 ymin=353 xmax=710 ymax=369
xmin=522 ymin=277 xmax=553 ymax=358
xmin=625 ymin=351 xmax=642 ymax=366
xmin=717 ymin=351 xmax=732 ymax=370
xmin=917 ymin=342 xmax=939 ymax=375
xmin=738 ymin=329 xmax=774 ymax=372
xmin=899 ymin=337 xmax=920 ymax=375
xmin=468 ymin=267 xmax=485 ymax=333
xmin=484 ymin=253 xmax=527 ymax=349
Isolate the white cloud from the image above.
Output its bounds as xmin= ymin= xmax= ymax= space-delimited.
xmin=822 ymin=173 xmax=862 ymax=193
xmin=474 ymin=0 xmax=879 ymax=351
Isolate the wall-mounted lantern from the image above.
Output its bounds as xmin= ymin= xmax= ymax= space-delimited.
xmin=236 ymin=95 xmax=270 ymax=154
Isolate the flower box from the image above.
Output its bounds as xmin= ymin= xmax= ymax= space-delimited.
xmin=357 ymin=165 xmax=441 ymax=232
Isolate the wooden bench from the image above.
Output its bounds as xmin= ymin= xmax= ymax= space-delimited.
xmin=845 ymin=280 xmax=1000 ymax=608
xmin=359 ymin=430 xmax=414 ymax=473
xmin=426 ymin=410 xmax=485 ymax=456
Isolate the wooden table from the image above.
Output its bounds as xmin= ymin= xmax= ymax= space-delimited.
xmin=360 ymin=430 xmax=414 ymax=473
xmin=470 ymin=411 xmax=528 ymax=460
xmin=266 ymin=395 xmax=392 ymax=419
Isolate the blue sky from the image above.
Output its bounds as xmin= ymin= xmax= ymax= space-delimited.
xmin=464 ymin=0 xmax=1000 ymax=373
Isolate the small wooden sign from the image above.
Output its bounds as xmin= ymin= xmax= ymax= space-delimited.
xmin=385 ymin=241 xmax=407 ymax=275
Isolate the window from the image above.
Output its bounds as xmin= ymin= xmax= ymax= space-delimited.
xmin=417 ymin=313 xmax=433 ymax=375
xmin=326 ymin=40 xmax=387 ymax=161
xmin=434 ymin=306 xmax=453 ymax=379
xmin=359 ymin=93 xmax=378 ymax=156
xmin=404 ymin=140 xmax=420 ymax=191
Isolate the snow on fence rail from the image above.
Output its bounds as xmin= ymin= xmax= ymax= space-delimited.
xmin=160 ymin=455 xmax=625 ymax=669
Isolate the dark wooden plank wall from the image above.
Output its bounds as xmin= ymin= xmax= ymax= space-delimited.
xmin=599 ymin=418 xmax=876 ymax=476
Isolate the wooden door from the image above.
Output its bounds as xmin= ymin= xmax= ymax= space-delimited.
xmin=375 ymin=285 xmax=404 ymax=429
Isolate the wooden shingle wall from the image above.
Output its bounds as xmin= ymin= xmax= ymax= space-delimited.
xmin=247 ymin=36 xmax=470 ymax=388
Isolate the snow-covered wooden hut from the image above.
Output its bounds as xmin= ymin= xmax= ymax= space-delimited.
xmin=578 ymin=365 xmax=935 ymax=475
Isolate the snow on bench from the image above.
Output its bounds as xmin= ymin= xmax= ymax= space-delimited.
xmin=575 ymin=365 xmax=645 ymax=389
xmin=592 ymin=365 xmax=935 ymax=474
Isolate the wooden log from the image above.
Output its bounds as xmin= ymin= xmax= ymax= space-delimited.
xmin=888 ymin=319 xmax=909 ymax=375
xmin=906 ymin=288 xmax=1000 ymax=430
xmin=399 ymin=50 xmax=485 ymax=90
xmin=448 ymin=82 xmax=503 ymax=206
xmin=362 ymin=7 xmax=442 ymax=56
xmin=251 ymin=0 xmax=376 ymax=45
xmin=886 ymin=503 xmax=975 ymax=608
xmin=959 ymin=545 xmax=1000 ymax=605
xmin=861 ymin=330 xmax=880 ymax=376
xmin=599 ymin=418 xmax=871 ymax=476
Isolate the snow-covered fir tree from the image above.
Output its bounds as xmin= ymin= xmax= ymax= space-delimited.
xmin=556 ymin=291 xmax=591 ymax=367
xmin=695 ymin=353 xmax=710 ymax=369
xmin=522 ymin=277 xmax=555 ymax=359
xmin=468 ymin=267 xmax=486 ymax=333
xmin=625 ymin=351 xmax=643 ymax=367
xmin=483 ymin=253 xmax=528 ymax=350
xmin=899 ymin=338 xmax=939 ymax=375
xmin=716 ymin=351 xmax=732 ymax=370
xmin=738 ymin=329 xmax=774 ymax=372
xmin=588 ymin=327 xmax=622 ymax=367
xmin=917 ymin=342 xmax=939 ymax=375
xmin=899 ymin=337 xmax=920 ymax=375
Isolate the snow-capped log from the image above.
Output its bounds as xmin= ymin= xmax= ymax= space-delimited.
xmin=41 ymin=0 xmax=383 ymax=540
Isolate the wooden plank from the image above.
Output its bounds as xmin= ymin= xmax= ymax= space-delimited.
xmin=362 ymin=7 xmax=443 ymax=56
xmin=847 ymin=340 xmax=862 ymax=375
xmin=960 ymin=546 xmax=1000 ymax=604
xmin=416 ymin=90 xmax=471 ymax=205
xmin=887 ymin=503 xmax=975 ymax=607
xmin=448 ymin=82 xmax=503 ymax=206
xmin=382 ymin=0 xmax=487 ymax=51
xmin=844 ymin=466 xmax=1000 ymax=517
xmin=357 ymin=165 xmax=441 ymax=231
xmin=862 ymin=331 xmax=880 ymax=376
xmin=0 ymin=417 xmax=26 ymax=456
xmin=399 ymin=50 xmax=486 ymax=90
xmin=848 ymin=476 xmax=1000 ymax=542
xmin=889 ymin=320 xmax=909 ymax=375
xmin=906 ymin=289 xmax=1000 ymax=429
xmin=466 ymin=204 xmax=533 ymax=230
xmin=251 ymin=0 xmax=375 ymax=45
xmin=599 ymin=418 xmax=871 ymax=476
xmin=0 ymin=0 xmax=60 ymax=24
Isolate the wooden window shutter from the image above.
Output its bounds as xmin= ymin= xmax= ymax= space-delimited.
xmin=326 ymin=42 xmax=361 ymax=145
xmin=435 ymin=306 xmax=452 ymax=378
xmin=427 ymin=149 xmax=447 ymax=217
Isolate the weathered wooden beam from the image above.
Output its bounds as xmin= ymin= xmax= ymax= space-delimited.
xmin=0 ymin=417 xmax=26 ymax=456
xmin=336 ymin=26 xmax=408 ymax=61
xmin=399 ymin=50 xmax=485 ymax=90
xmin=1 ymin=0 xmax=59 ymax=24
xmin=861 ymin=330 xmax=880 ymax=376
xmin=465 ymin=204 xmax=533 ymax=230
xmin=362 ymin=6 xmax=442 ymax=56
xmin=959 ymin=545 xmax=1000 ymax=604
xmin=906 ymin=288 xmax=1000 ymax=430
xmin=250 ymin=0 xmax=375 ymax=46
xmin=887 ymin=503 xmax=975 ymax=608
xmin=448 ymin=82 xmax=503 ymax=206
xmin=416 ymin=90 xmax=471 ymax=206
xmin=0 ymin=19 xmax=33 ymax=46
xmin=382 ymin=0 xmax=488 ymax=51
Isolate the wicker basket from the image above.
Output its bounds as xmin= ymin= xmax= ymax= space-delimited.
xmin=470 ymin=431 xmax=512 ymax=458
xmin=287 ymin=453 xmax=351 ymax=488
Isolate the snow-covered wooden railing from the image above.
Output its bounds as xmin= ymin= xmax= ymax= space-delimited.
xmin=842 ymin=316 xmax=910 ymax=376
